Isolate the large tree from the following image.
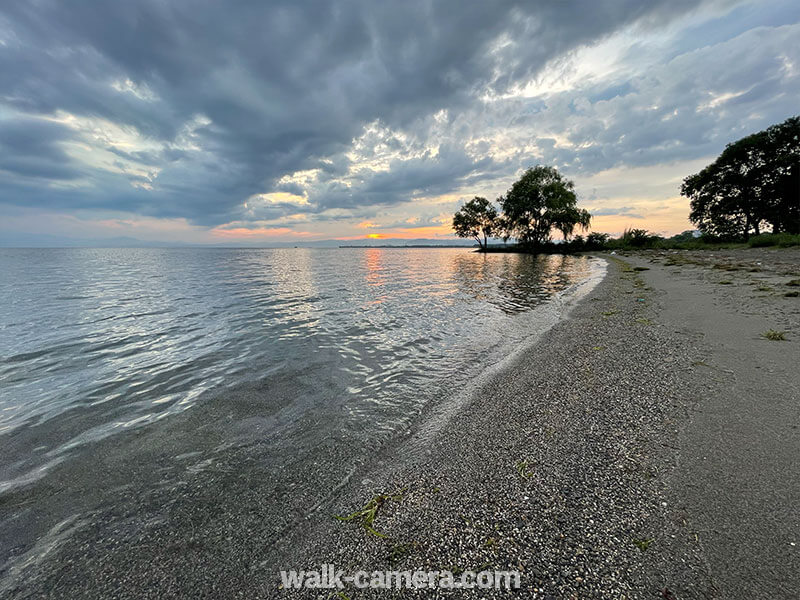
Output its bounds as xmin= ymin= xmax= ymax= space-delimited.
xmin=452 ymin=196 xmax=498 ymax=250
xmin=684 ymin=116 xmax=800 ymax=238
xmin=498 ymin=166 xmax=591 ymax=246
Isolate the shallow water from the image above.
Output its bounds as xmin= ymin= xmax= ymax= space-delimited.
xmin=0 ymin=247 xmax=599 ymax=581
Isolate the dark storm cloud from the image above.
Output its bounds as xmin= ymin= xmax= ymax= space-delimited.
xmin=0 ymin=118 xmax=82 ymax=181
xmin=0 ymin=0 xmax=761 ymax=226
xmin=12 ymin=0 xmax=800 ymax=232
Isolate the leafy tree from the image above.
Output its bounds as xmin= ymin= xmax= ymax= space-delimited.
xmin=585 ymin=232 xmax=610 ymax=249
xmin=498 ymin=166 xmax=591 ymax=246
xmin=684 ymin=116 xmax=800 ymax=238
xmin=452 ymin=196 xmax=498 ymax=250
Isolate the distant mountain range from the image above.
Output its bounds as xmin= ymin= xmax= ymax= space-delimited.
xmin=0 ymin=232 xmax=478 ymax=249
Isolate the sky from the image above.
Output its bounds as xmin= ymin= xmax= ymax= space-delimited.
xmin=1 ymin=0 xmax=799 ymax=245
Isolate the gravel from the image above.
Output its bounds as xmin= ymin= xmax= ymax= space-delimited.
xmin=262 ymin=257 xmax=715 ymax=599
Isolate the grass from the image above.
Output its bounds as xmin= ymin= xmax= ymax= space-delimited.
xmin=762 ymin=329 xmax=787 ymax=341
xmin=747 ymin=233 xmax=800 ymax=248
xmin=335 ymin=490 xmax=405 ymax=537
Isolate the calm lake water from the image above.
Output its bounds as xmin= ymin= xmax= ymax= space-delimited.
xmin=0 ymin=247 xmax=601 ymax=584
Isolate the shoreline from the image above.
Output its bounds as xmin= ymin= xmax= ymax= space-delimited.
xmin=6 ymin=249 xmax=798 ymax=598
xmin=271 ymin=248 xmax=798 ymax=598
xmin=264 ymin=255 xmax=712 ymax=598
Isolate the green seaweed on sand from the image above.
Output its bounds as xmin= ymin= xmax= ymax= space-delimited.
xmin=335 ymin=490 xmax=405 ymax=538
xmin=632 ymin=537 xmax=654 ymax=552
xmin=785 ymin=291 xmax=799 ymax=297
xmin=515 ymin=459 xmax=535 ymax=479
xmin=787 ymin=279 xmax=800 ymax=287
xmin=632 ymin=266 xmax=650 ymax=271
xmin=718 ymin=280 xmax=733 ymax=285
xmin=387 ymin=541 xmax=418 ymax=563
xmin=762 ymin=329 xmax=787 ymax=341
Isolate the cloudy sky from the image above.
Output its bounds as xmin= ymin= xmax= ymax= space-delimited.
xmin=1 ymin=0 xmax=798 ymax=244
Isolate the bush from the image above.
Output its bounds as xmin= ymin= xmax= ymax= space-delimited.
xmin=605 ymin=228 xmax=664 ymax=249
xmin=747 ymin=233 xmax=800 ymax=248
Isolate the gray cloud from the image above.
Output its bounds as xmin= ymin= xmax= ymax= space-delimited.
xmin=589 ymin=207 xmax=645 ymax=218
xmin=0 ymin=0 xmax=795 ymax=231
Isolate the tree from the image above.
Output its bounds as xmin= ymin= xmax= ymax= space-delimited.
xmin=498 ymin=166 xmax=591 ymax=246
xmin=683 ymin=116 xmax=800 ymax=238
xmin=452 ymin=196 xmax=498 ymax=250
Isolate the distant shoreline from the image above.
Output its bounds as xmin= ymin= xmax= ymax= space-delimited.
xmin=337 ymin=244 xmax=477 ymax=248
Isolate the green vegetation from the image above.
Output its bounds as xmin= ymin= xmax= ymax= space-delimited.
xmin=452 ymin=196 xmax=498 ymax=251
xmin=498 ymin=166 xmax=591 ymax=246
xmin=632 ymin=537 xmax=654 ymax=552
xmin=453 ymin=165 xmax=591 ymax=251
xmin=454 ymin=117 xmax=800 ymax=253
xmin=682 ymin=116 xmax=800 ymax=239
xmin=596 ymin=230 xmax=800 ymax=252
xmin=762 ymin=330 xmax=787 ymax=341
xmin=515 ymin=459 xmax=535 ymax=479
xmin=335 ymin=490 xmax=405 ymax=538
xmin=387 ymin=541 xmax=418 ymax=563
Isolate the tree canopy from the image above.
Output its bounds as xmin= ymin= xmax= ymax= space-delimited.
xmin=498 ymin=166 xmax=591 ymax=246
xmin=683 ymin=116 xmax=800 ymax=238
xmin=453 ymin=166 xmax=591 ymax=250
xmin=452 ymin=196 xmax=498 ymax=250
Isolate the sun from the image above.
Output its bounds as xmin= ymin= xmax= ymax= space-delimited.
xmin=366 ymin=233 xmax=383 ymax=239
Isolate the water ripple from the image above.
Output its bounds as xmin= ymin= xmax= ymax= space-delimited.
xmin=0 ymin=248 xmax=594 ymax=493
